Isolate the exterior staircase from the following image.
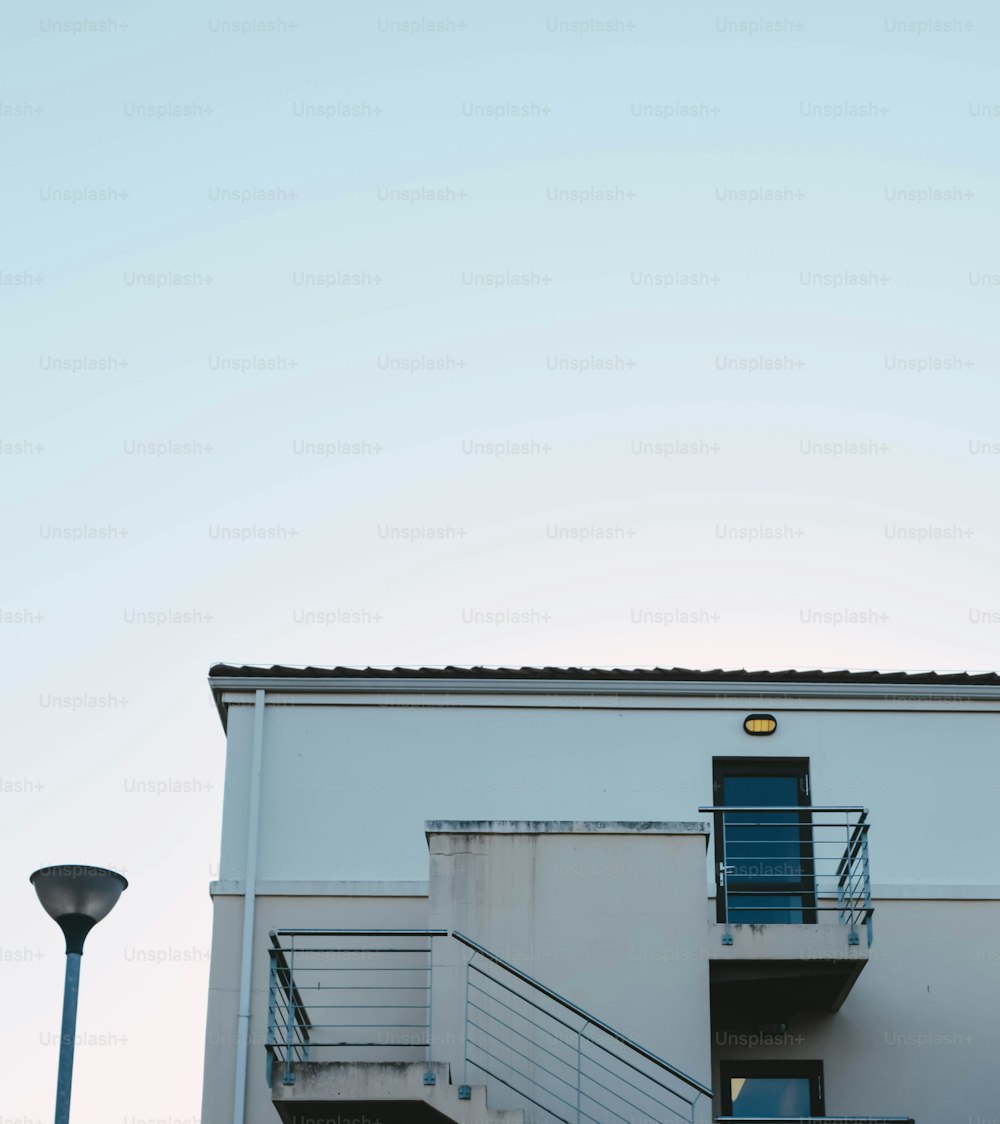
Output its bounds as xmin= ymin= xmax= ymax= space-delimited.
xmin=267 ymin=928 xmax=712 ymax=1124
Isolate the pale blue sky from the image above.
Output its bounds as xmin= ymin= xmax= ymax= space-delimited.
xmin=3 ymin=1 xmax=999 ymax=1117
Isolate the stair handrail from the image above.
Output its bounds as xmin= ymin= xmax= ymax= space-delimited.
xmin=452 ymin=929 xmax=713 ymax=1100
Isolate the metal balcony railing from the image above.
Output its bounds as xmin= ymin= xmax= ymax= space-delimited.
xmin=267 ymin=933 xmax=312 ymax=1078
xmin=267 ymin=928 xmax=713 ymax=1122
xmin=716 ymin=1118 xmax=914 ymax=1123
xmin=699 ymin=806 xmax=873 ymax=947
xmin=267 ymin=928 xmax=448 ymax=1086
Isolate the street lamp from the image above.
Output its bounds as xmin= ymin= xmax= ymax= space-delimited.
xmin=31 ymin=865 xmax=128 ymax=1124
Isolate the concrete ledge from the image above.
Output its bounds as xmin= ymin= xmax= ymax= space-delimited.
xmin=271 ymin=1060 xmax=523 ymax=1123
xmin=208 ymin=878 xmax=1000 ymax=900
xmin=873 ymin=883 xmax=1000 ymax=900
xmin=709 ymin=922 xmax=870 ymax=962
xmin=273 ymin=1059 xmax=453 ymax=1102
xmin=209 ymin=879 xmax=429 ymax=897
xmin=425 ymin=819 xmax=709 ymax=835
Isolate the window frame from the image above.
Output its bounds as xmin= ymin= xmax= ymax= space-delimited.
xmin=719 ymin=1058 xmax=825 ymax=1115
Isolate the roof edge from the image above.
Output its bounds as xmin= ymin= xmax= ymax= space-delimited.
xmin=207 ymin=664 xmax=1000 ymax=730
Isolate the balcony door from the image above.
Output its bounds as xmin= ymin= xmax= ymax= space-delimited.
xmin=713 ymin=757 xmax=816 ymax=924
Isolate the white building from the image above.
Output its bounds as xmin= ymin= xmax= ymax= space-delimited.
xmin=201 ymin=664 xmax=1000 ymax=1123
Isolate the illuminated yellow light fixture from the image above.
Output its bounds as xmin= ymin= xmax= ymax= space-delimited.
xmin=743 ymin=713 xmax=777 ymax=736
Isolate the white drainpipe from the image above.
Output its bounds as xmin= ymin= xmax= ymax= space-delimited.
xmin=233 ymin=688 xmax=266 ymax=1124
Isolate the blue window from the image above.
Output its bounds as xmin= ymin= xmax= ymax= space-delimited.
xmin=720 ymin=1061 xmax=824 ymax=1116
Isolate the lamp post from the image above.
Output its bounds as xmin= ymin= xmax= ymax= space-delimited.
xmin=30 ymin=865 xmax=128 ymax=1124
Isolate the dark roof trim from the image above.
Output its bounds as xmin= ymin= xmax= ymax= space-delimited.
xmin=210 ymin=662 xmax=1000 ymax=686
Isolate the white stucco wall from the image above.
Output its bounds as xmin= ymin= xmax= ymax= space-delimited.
xmin=217 ymin=695 xmax=1000 ymax=890
xmin=426 ymin=822 xmax=713 ymax=1101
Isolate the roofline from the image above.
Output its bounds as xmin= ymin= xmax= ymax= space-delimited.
xmin=207 ymin=665 xmax=1000 ymax=731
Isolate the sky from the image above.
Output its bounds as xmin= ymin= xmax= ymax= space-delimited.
xmin=2 ymin=1 xmax=999 ymax=1119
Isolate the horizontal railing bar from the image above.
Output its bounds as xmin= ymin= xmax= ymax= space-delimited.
xmin=275 ymin=1005 xmax=427 ymax=1014
xmin=711 ymin=819 xmax=869 ymax=826
xmin=286 ymin=984 xmax=431 ymax=993
xmin=269 ymin=948 xmax=433 ymax=955
xmin=715 ymin=819 xmax=869 ymax=825
xmin=723 ymin=877 xmax=849 ymax=882
xmin=273 ymin=966 xmax=431 ymax=971
xmin=717 ymin=845 xmax=864 ymax=852
xmin=271 ymin=928 xmax=448 ymax=937
xmin=291 ymin=1040 xmax=428 ymax=1047
xmin=718 ymin=841 xmax=865 ymax=846
xmin=305 ymin=1023 xmax=429 ymax=1029
xmin=718 ymin=837 xmax=865 ymax=843
xmin=716 ymin=899 xmax=872 ymax=910
xmin=292 ymin=1020 xmax=428 ymax=1026
xmin=715 ymin=829 xmax=868 ymax=837
xmin=455 ymin=931 xmax=712 ymax=1097
xmin=724 ymin=867 xmax=859 ymax=872
xmin=699 ymin=806 xmax=867 ymax=813
xmin=721 ymin=890 xmax=865 ymax=899
xmin=715 ymin=1118 xmax=913 ymax=1123
xmin=726 ymin=871 xmax=854 ymax=876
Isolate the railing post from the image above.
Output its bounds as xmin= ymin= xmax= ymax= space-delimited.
xmin=424 ymin=938 xmax=436 ymax=1085
xmin=463 ymin=955 xmax=469 ymax=1085
xmin=266 ymin=954 xmax=277 ymax=1087
xmin=283 ymin=941 xmax=296 ymax=1085
xmin=837 ymin=811 xmax=847 ymax=927
xmin=576 ymin=1019 xmax=588 ymax=1123
xmin=458 ymin=951 xmax=472 ymax=1101
xmin=720 ymin=811 xmax=733 ymax=945
xmin=846 ymin=812 xmax=860 ymax=945
xmin=267 ymin=956 xmax=276 ymax=1067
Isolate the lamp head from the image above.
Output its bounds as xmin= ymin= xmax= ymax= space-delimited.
xmin=30 ymin=866 xmax=128 ymax=954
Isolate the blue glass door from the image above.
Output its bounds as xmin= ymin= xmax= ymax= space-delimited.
xmin=714 ymin=760 xmax=816 ymax=924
